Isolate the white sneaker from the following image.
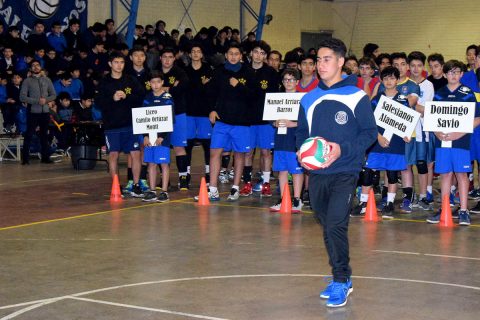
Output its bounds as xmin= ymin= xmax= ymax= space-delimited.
xmin=194 ymin=188 xmax=220 ymax=201
xmin=227 ymin=188 xmax=239 ymax=201
xmin=270 ymin=202 xmax=281 ymax=212
xmin=219 ymin=170 xmax=230 ymax=184
xmin=292 ymin=198 xmax=303 ymax=213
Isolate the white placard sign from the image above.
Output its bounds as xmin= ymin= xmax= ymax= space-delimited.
xmin=423 ymin=101 xmax=475 ymax=147
xmin=132 ymin=106 xmax=174 ymax=142
xmin=373 ymin=95 xmax=421 ymax=141
xmin=263 ymin=92 xmax=306 ymax=134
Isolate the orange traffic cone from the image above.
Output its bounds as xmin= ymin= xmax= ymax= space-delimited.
xmin=279 ymin=183 xmax=292 ymax=214
xmin=110 ymin=174 xmax=123 ymax=202
xmin=439 ymin=194 xmax=454 ymax=227
xmin=197 ymin=177 xmax=210 ymax=206
xmin=364 ymin=188 xmax=379 ymax=222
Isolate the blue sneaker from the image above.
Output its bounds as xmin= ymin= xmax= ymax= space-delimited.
xmin=355 ymin=187 xmax=361 ymax=200
xmin=458 ymin=210 xmax=471 ymax=226
xmin=122 ymin=180 xmax=134 ymax=195
xmin=252 ymin=179 xmax=263 ymax=192
xmin=139 ymin=179 xmax=150 ymax=193
xmin=400 ymin=198 xmax=412 ymax=213
xmin=320 ymin=278 xmax=353 ymax=299
xmin=326 ymin=281 xmax=352 ymax=308
xmin=452 ymin=207 xmax=459 ymax=219
xmin=426 ymin=191 xmax=434 ymax=203
xmin=426 ymin=211 xmax=441 ymax=224
xmin=376 ymin=197 xmax=387 ymax=211
xmin=450 ymin=191 xmax=460 ymax=206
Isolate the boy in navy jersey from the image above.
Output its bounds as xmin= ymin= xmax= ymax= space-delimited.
xmin=269 ymin=69 xmax=304 ymax=213
xmin=142 ymin=71 xmax=173 ymax=202
xmin=355 ymin=66 xmax=411 ymax=218
xmin=427 ymin=60 xmax=480 ymax=226
xmin=124 ymin=46 xmax=150 ymax=194
xmin=376 ymin=52 xmax=420 ymax=213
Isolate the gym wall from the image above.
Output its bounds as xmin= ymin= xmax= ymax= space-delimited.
xmin=87 ymin=0 xmax=479 ymax=60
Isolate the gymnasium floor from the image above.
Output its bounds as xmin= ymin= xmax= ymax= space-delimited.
xmin=0 ymin=151 xmax=479 ymax=320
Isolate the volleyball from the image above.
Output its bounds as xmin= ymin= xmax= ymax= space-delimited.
xmin=299 ymin=137 xmax=332 ymax=170
xmin=27 ymin=0 xmax=60 ymax=19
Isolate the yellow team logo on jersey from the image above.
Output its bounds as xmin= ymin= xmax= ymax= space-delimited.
xmin=169 ymin=76 xmax=176 ymax=85
xmin=124 ymin=87 xmax=132 ymax=95
xmin=260 ymin=80 xmax=268 ymax=90
xmin=238 ymin=78 xmax=246 ymax=85
xmin=145 ymin=81 xmax=151 ymax=91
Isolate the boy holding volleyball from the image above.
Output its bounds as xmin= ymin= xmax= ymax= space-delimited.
xmin=296 ymin=38 xmax=377 ymax=307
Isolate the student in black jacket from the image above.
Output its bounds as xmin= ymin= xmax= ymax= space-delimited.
xmin=194 ymin=42 xmax=255 ymax=202
xmin=240 ymin=40 xmax=279 ymax=198
xmin=185 ymin=43 xmax=213 ymax=185
xmin=158 ymin=47 xmax=190 ymax=190
xmin=95 ymin=52 xmax=145 ymax=197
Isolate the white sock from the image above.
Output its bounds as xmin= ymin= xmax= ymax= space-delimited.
xmin=360 ymin=193 xmax=369 ymax=203
xmin=427 ymin=185 xmax=433 ymax=194
xmin=232 ymin=185 xmax=239 ymax=190
xmin=187 ymin=166 xmax=191 ymax=174
xmin=419 ymin=193 xmax=426 ymax=200
xmin=210 ymin=186 xmax=218 ymax=193
xmin=451 ymin=185 xmax=456 ymax=193
xmin=262 ymin=171 xmax=270 ymax=182
xmin=205 ymin=165 xmax=210 ymax=174
xmin=387 ymin=192 xmax=396 ymax=203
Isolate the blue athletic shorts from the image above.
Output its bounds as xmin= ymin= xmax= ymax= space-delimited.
xmin=186 ymin=116 xmax=212 ymax=140
xmin=426 ymin=133 xmax=435 ymax=164
xmin=171 ymin=113 xmax=187 ymax=147
xmin=250 ymin=124 xmax=275 ymax=150
xmin=210 ymin=121 xmax=250 ymax=153
xmin=105 ymin=126 xmax=141 ymax=153
xmin=470 ymin=128 xmax=480 ymax=161
xmin=365 ymin=152 xmax=407 ymax=171
xmin=434 ymin=148 xmax=471 ymax=174
xmin=143 ymin=145 xmax=170 ymax=164
xmin=405 ymin=140 xmax=427 ymax=165
xmin=273 ymin=150 xmax=303 ymax=174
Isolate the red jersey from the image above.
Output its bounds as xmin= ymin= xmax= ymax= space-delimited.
xmin=296 ymin=77 xmax=319 ymax=92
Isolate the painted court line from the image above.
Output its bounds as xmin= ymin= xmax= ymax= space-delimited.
xmin=373 ymin=250 xmax=480 ymax=261
xmin=423 ymin=253 xmax=480 ymax=261
xmin=2 ymin=173 xmax=99 ymax=186
xmin=67 ymin=297 xmax=229 ymax=320
xmin=0 ymin=198 xmax=191 ymax=231
xmin=372 ymin=250 xmax=421 ymax=255
xmin=1 ymin=273 xmax=479 ymax=319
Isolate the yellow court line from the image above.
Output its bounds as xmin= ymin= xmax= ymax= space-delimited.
xmin=0 ymin=198 xmax=190 ymax=232
xmin=3 ymin=172 xmax=100 ymax=186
